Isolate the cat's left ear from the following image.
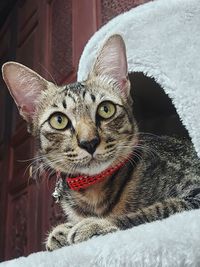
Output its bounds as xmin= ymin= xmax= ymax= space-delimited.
xmin=90 ymin=34 xmax=130 ymax=96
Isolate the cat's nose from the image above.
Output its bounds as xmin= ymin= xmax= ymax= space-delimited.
xmin=78 ymin=136 xmax=100 ymax=155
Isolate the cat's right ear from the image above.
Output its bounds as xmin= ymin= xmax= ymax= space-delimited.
xmin=2 ymin=62 xmax=48 ymax=123
xmin=89 ymin=34 xmax=130 ymax=97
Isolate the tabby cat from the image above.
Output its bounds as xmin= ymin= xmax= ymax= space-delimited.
xmin=2 ymin=35 xmax=200 ymax=251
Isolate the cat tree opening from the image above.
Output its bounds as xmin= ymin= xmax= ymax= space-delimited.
xmin=129 ymin=72 xmax=189 ymax=139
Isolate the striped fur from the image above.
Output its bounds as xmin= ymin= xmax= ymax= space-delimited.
xmin=40 ymin=78 xmax=200 ymax=249
xmin=2 ymin=36 xmax=200 ymax=251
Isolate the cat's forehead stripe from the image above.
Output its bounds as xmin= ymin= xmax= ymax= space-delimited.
xmin=65 ymin=82 xmax=85 ymax=93
xmin=82 ymin=90 xmax=86 ymax=99
xmin=51 ymin=81 xmax=122 ymax=113
xmin=61 ymin=83 xmax=84 ymax=96
xmin=60 ymin=82 xmax=88 ymax=102
xmin=62 ymin=99 xmax=67 ymax=109
xmin=91 ymin=94 xmax=96 ymax=102
xmin=58 ymin=82 xmax=100 ymax=107
xmin=67 ymin=92 xmax=76 ymax=103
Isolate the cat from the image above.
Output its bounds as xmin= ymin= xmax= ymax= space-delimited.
xmin=2 ymin=35 xmax=200 ymax=251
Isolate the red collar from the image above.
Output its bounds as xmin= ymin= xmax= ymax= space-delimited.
xmin=64 ymin=158 xmax=129 ymax=191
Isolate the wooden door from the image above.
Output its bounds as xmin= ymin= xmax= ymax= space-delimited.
xmin=0 ymin=0 xmax=150 ymax=261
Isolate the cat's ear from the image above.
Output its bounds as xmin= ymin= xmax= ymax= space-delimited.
xmin=90 ymin=34 xmax=129 ymax=95
xmin=2 ymin=62 xmax=48 ymax=122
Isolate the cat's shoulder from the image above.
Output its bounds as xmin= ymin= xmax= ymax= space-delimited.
xmin=140 ymin=134 xmax=197 ymax=159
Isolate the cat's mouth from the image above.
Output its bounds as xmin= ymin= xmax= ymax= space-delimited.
xmin=71 ymin=156 xmax=115 ymax=176
xmin=45 ymin=153 xmax=115 ymax=177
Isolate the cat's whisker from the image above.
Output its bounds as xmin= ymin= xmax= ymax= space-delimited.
xmin=18 ymin=154 xmax=46 ymax=162
xmin=135 ymin=143 xmax=159 ymax=159
xmin=23 ymin=156 xmax=47 ymax=178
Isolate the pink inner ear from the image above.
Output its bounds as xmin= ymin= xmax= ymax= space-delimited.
xmin=2 ymin=62 xmax=47 ymax=121
xmin=20 ymin=104 xmax=34 ymax=115
xmin=120 ymin=77 xmax=128 ymax=87
xmin=93 ymin=35 xmax=128 ymax=87
xmin=13 ymin=79 xmax=41 ymax=115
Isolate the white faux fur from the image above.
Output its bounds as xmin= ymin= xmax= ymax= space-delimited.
xmin=78 ymin=0 xmax=200 ymax=158
xmin=1 ymin=210 xmax=200 ymax=267
xmin=2 ymin=0 xmax=200 ymax=266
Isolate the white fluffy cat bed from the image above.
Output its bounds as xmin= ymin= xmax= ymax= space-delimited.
xmin=1 ymin=210 xmax=200 ymax=267
xmin=2 ymin=0 xmax=200 ymax=266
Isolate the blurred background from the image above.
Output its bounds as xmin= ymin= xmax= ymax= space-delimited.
xmin=0 ymin=0 xmax=154 ymax=261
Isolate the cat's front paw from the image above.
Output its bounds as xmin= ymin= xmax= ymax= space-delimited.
xmin=67 ymin=217 xmax=118 ymax=245
xmin=46 ymin=222 xmax=74 ymax=251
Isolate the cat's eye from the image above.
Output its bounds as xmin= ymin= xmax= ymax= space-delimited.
xmin=97 ymin=101 xmax=116 ymax=119
xmin=49 ymin=113 xmax=69 ymax=130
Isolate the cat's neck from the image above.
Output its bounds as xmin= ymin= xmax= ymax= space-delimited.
xmin=64 ymin=158 xmax=141 ymax=218
xmin=65 ymin=158 xmax=130 ymax=191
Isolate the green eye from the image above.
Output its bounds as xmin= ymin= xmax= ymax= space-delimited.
xmin=97 ymin=101 xmax=116 ymax=119
xmin=49 ymin=113 xmax=69 ymax=130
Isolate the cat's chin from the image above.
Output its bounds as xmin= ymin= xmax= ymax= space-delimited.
xmin=73 ymin=158 xmax=114 ymax=176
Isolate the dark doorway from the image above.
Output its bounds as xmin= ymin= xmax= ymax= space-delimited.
xmin=130 ymin=72 xmax=189 ymax=138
